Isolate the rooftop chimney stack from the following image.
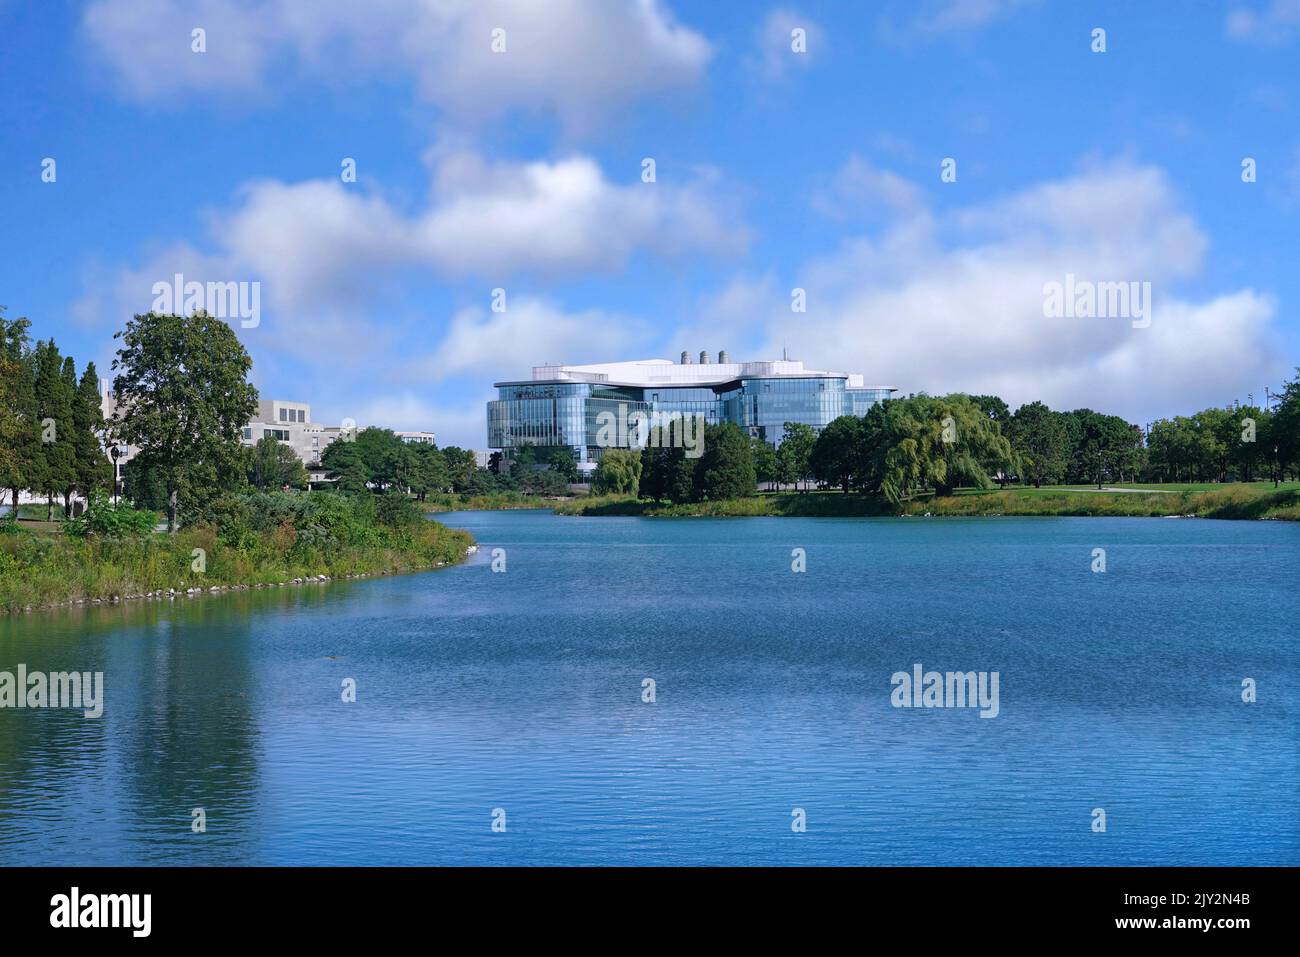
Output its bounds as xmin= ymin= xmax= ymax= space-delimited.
xmin=680 ymin=350 xmax=690 ymax=364
xmin=718 ymin=350 xmax=730 ymax=364
xmin=700 ymin=350 xmax=710 ymax=365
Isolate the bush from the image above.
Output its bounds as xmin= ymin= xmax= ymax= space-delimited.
xmin=62 ymin=490 xmax=158 ymax=539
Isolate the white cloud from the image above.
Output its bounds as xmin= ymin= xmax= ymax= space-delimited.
xmin=349 ymin=391 xmax=491 ymax=443
xmin=421 ymin=297 xmax=650 ymax=382
xmin=811 ymin=155 xmax=926 ymax=221
xmin=1226 ymin=1 xmax=1300 ymax=43
xmin=74 ymin=149 xmax=746 ymax=330
xmin=749 ymin=9 xmax=822 ymax=79
xmin=743 ymin=161 xmax=1285 ymax=422
xmin=81 ymin=0 xmax=712 ymax=129
xmin=880 ymin=0 xmax=1037 ymax=39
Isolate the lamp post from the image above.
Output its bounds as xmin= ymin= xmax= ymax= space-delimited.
xmin=110 ymin=446 xmax=120 ymax=506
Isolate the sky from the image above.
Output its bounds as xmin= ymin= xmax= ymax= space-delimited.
xmin=2 ymin=0 xmax=1299 ymax=448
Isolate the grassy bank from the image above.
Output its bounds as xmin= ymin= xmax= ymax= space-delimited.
xmin=555 ymin=483 xmax=1300 ymax=521
xmin=421 ymin=491 xmax=564 ymax=512
xmin=0 ymin=492 xmax=474 ymax=614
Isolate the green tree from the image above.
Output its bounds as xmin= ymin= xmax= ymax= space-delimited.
xmin=592 ymin=448 xmax=642 ymax=495
xmin=73 ymin=361 xmax=111 ymax=506
xmin=407 ymin=443 xmax=449 ymax=501
xmin=1008 ymin=401 xmax=1069 ymax=487
xmin=1270 ymin=369 xmax=1300 ymax=484
xmin=320 ymin=438 xmax=371 ymax=493
xmin=0 ymin=310 xmax=39 ymax=513
xmin=693 ymin=422 xmax=755 ymax=501
xmin=749 ymin=436 xmax=779 ymax=487
xmin=110 ymin=312 xmax=259 ymax=531
xmin=544 ymin=446 xmax=580 ymax=483
xmin=440 ymin=446 xmax=477 ymax=492
xmin=640 ymin=422 xmax=696 ymax=504
xmin=776 ymin=422 xmax=816 ymax=492
xmin=809 ymin=415 xmax=863 ymax=492
xmin=33 ymin=340 xmax=76 ymax=520
xmin=247 ymin=436 xmax=308 ymax=489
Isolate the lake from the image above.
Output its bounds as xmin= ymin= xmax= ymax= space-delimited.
xmin=1 ymin=511 xmax=1296 ymax=865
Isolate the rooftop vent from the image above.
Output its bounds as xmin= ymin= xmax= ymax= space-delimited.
xmin=718 ymin=350 xmax=730 ymax=363
xmin=699 ymin=350 xmax=710 ymax=364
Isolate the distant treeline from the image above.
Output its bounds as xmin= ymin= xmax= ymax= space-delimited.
xmin=586 ymin=377 xmax=1300 ymax=505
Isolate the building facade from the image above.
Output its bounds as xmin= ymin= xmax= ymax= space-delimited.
xmin=487 ymin=352 xmax=895 ymax=470
xmin=100 ymin=385 xmax=436 ymax=494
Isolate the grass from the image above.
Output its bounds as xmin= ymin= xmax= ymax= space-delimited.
xmin=0 ymin=512 xmax=474 ymax=614
xmin=421 ymin=491 xmax=564 ymax=512
xmin=554 ymin=483 xmax=1300 ymax=521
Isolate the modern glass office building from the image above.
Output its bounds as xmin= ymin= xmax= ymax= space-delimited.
xmin=487 ymin=352 xmax=896 ymax=470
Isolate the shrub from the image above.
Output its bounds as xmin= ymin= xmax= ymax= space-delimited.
xmin=62 ymin=490 xmax=158 ymax=539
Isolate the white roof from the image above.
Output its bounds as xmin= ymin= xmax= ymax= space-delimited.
xmin=501 ymin=357 xmax=891 ymax=390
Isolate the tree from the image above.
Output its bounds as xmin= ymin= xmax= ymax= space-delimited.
xmin=0 ymin=310 xmax=38 ymax=513
xmin=247 ymin=436 xmax=308 ymax=489
xmin=73 ymin=362 xmax=111 ymax=506
xmin=1271 ymin=369 xmax=1300 ymax=484
xmin=640 ymin=422 xmax=696 ymax=504
xmin=544 ymin=446 xmax=579 ymax=483
xmin=871 ymin=395 xmax=1014 ymax=502
xmin=592 ymin=448 xmax=642 ymax=495
xmin=694 ymin=422 xmax=755 ymax=501
xmin=750 ymin=436 xmax=779 ymax=488
xmin=970 ymin=394 xmax=1011 ymax=428
xmin=1008 ymin=401 xmax=1069 ymax=487
xmin=407 ymin=443 xmax=449 ymax=501
xmin=320 ymin=438 xmax=371 ymax=493
xmin=440 ymin=446 xmax=477 ymax=492
xmin=777 ymin=422 xmax=816 ymax=492
xmin=33 ymin=340 xmax=75 ymax=520
xmin=110 ymin=312 xmax=259 ymax=531
xmin=810 ymin=415 xmax=864 ymax=492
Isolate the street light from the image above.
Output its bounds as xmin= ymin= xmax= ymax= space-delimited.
xmin=110 ymin=446 xmax=120 ymax=505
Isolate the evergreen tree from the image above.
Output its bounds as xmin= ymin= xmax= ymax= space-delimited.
xmin=694 ymin=422 xmax=755 ymax=501
xmin=33 ymin=340 xmax=76 ymax=520
xmin=73 ymin=362 xmax=112 ymax=506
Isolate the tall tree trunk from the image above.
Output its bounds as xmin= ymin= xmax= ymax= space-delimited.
xmin=167 ymin=487 xmax=178 ymax=533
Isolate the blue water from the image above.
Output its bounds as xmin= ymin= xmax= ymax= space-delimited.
xmin=1 ymin=511 xmax=1296 ymax=865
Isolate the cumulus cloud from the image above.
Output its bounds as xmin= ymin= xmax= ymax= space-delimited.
xmin=81 ymin=0 xmax=712 ymax=128
xmin=74 ymin=149 xmax=746 ymax=328
xmin=730 ymin=161 xmax=1284 ymax=422
xmin=420 ymin=296 xmax=651 ymax=382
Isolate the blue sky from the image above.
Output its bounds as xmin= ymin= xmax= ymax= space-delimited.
xmin=2 ymin=0 xmax=1298 ymax=447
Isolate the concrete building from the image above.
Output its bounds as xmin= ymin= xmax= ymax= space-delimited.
xmin=240 ymin=400 xmax=338 ymax=466
xmin=98 ymin=386 xmax=436 ymax=496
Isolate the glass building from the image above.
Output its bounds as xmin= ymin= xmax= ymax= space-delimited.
xmin=488 ymin=353 xmax=895 ymax=471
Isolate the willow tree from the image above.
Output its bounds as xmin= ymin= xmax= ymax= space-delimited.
xmin=877 ymin=395 xmax=1015 ymax=503
xmin=110 ymin=312 xmax=259 ymax=531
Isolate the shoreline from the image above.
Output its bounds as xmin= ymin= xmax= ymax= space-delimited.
xmin=554 ymin=485 xmax=1300 ymax=521
xmin=2 ymin=544 xmax=478 ymax=617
